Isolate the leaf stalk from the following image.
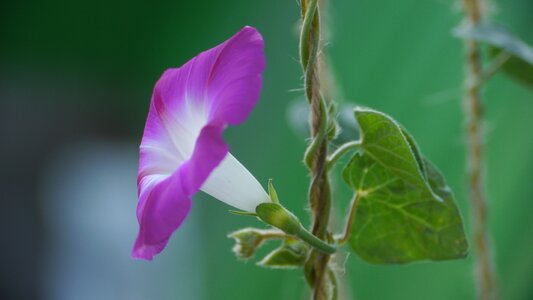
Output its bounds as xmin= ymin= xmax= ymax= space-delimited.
xmin=327 ymin=141 xmax=362 ymax=170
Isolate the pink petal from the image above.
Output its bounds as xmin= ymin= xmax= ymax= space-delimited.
xmin=133 ymin=26 xmax=265 ymax=260
xmin=133 ymin=125 xmax=227 ymax=260
xmin=132 ymin=171 xmax=190 ymax=260
xmin=205 ymin=26 xmax=265 ymax=125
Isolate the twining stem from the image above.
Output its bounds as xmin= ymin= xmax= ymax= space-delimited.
xmin=300 ymin=0 xmax=333 ymax=299
xmin=461 ymin=0 xmax=498 ymax=299
xmin=305 ymin=97 xmax=329 ymax=167
xmin=338 ymin=193 xmax=360 ymax=245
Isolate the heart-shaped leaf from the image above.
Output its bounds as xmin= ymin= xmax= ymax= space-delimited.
xmin=342 ymin=108 xmax=468 ymax=264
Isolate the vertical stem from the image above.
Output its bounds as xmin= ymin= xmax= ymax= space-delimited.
xmin=300 ymin=0 xmax=333 ymax=299
xmin=461 ymin=0 xmax=498 ymax=299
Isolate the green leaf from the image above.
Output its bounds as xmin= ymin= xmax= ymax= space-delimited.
xmin=453 ymin=23 xmax=533 ymax=88
xmin=490 ymin=47 xmax=533 ymax=87
xmin=343 ymin=154 xmax=468 ymax=264
xmin=341 ymin=108 xmax=468 ymax=264
xmin=355 ymin=108 xmax=435 ymax=197
xmin=257 ymin=239 xmax=309 ymax=269
xmin=400 ymin=127 xmax=428 ymax=180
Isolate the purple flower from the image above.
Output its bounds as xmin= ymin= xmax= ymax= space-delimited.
xmin=133 ymin=27 xmax=270 ymax=260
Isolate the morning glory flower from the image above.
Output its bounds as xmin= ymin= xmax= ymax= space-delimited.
xmin=133 ymin=27 xmax=269 ymax=260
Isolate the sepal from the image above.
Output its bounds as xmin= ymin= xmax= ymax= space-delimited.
xmin=268 ymin=179 xmax=280 ymax=204
xmin=228 ymin=228 xmax=281 ymax=260
xmin=257 ymin=238 xmax=309 ymax=269
xmin=255 ymin=203 xmax=301 ymax=235
xmin=255 ymin=202 xmax=337 ymax=254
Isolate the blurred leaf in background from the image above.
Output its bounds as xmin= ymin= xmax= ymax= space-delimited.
xmin=453 ymin=22 xmax=533 ymax=87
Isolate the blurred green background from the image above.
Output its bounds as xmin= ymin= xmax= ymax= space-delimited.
xmin=1 ymin=0 xmax=532 ymax=299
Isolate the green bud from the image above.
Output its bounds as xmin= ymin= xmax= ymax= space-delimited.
xmin=256 ymin=203 xmax=302 ymax=235
xmin=228 ymin=228 xmax=265 ymax=259
xmin=254 ymin=204 xmax=337 ymax=255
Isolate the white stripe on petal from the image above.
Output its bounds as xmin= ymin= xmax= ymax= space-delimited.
xmin=200 ymin=153 xmax=270 ymax=212
xmin=165 ymin=99 xmax=209 ymax=162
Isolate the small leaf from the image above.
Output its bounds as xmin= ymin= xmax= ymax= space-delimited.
xmin=343 ymin=154 xmax=468 ymax=264
xmin=257 ymin=239 xmax=309 ymax=269
xmin=453 ymin=23 xmax=533 ymax=87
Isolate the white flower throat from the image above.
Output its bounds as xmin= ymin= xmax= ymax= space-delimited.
xmin=165 ymin=98 xmax=269 ymax=212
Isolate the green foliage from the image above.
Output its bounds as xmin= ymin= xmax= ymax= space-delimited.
xmin=342 ymin=108 xmax=468 ymax=264
xmin=257 ymin=239 xmax=309 ymax=269
xmin=490 ymin=47 xmax=533 ymax=87
xmin=453 ymin=23 xmax=533 ymax=88
xmin=355 ymin=108 xmax=432 ymax=193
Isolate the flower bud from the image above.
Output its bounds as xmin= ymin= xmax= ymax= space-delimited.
xmin=228 ymin=228 xmax=266 ymax=259
xmin=255 ymin=203 xmax=302 ymax=235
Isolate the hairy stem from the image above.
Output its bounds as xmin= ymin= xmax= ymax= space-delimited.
xmin=297 ymin=226 xmax=337 ymax=254
xmin=327 ymin=141 xmax=362 ymax=170
xmin=300 ymin=0 xmax=333 ymax=299
xmin=461 ymin=0 xmax=498 ymax=299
